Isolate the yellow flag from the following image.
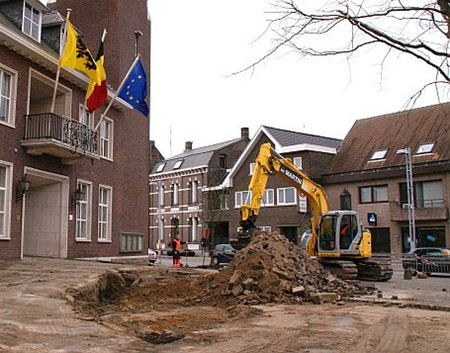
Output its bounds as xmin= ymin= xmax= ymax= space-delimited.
xmin=60 ymin=19 xmax=100 ymax=84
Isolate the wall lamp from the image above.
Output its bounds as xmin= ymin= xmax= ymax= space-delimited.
xmin=73 ymin=186 xmax=85 ymax=207
xmin=16 ymin=174 xmax=31 ymax=202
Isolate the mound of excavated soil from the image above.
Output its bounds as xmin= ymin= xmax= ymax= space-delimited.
xmin=200 ymin=232 xmax=367 ymax=306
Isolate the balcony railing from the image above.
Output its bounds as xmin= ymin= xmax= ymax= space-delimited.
xmin=390 ymin=201 xmax=449 ymax=221
xmin=22 ymin=113 xmax=99 ymax=162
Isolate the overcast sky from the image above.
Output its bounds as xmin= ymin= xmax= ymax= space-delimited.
xmin=42 ymin=0 xmax=441 ymax=158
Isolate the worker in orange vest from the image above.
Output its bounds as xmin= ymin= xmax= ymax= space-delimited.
xmin=171 ymin=233 xmax=186 ymax=268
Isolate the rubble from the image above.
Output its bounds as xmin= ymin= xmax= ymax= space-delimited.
xmin=200 ymin=232 xmax=369 ymax=305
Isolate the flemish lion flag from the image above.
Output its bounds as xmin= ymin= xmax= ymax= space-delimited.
xmin=60 ymin=19 xmax=100 ymax=84
xmin=86 ymin=34 xmax=107 ymax=113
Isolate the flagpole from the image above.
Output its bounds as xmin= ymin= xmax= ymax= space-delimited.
xmin=51 ymin=9 xmax=71 ymax=114
xmin=94 ymin=54 xmax=141 ymax=132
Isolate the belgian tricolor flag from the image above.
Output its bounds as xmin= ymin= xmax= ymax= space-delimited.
xmin=86 ymin=31 xmax=107 ymax=113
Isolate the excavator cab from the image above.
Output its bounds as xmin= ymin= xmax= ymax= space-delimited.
xmin=317 ymin=211 xmax=371 ymax=258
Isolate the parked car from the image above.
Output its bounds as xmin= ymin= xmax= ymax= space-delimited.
xmin=402 ymin=247 xmax=450 ymax=274
xmin=148 ymin=249 xmax=158 ymax=264
xmin=211 ymin=244 xmax=238 ymax=267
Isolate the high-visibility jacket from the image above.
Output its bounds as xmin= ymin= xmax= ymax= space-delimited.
xmin=173 ymin=238 xmax=182 ymax=252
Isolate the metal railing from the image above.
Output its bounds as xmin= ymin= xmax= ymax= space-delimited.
xmin=24 ymin=113 xmax=98 ymax=155
xmin=372 ymin=253 xmax=450 ymax=274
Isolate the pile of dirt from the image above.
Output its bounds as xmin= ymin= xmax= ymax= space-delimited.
xmin=200 ymin=232 xmax=368 ymax=306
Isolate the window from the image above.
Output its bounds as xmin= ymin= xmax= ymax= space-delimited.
xmin=261 ymin=189 xmax=274 ymax=206
xmin=100 ymin=118 xmax=113 ymax=159
xmin=158 ymin=185 xmax=165 ymax=207
xmin=359 ymin=185 xmax=388 ymax=203
xmin=219 ymin=154 xmax=227 ymax=169
xmin=416 ymin=142 xmax=434 ymax=154
xmin=277 ymin=187 xmax=296 ymax=205
xmin=235 ymin=191 xmax=251 ymax=207
xmin=370 ymin=149 xmax=388 ymax=160
xmin=188 ymin=181 xmax=198 ymax=204
xmin=0 ymin=65 xmax=17 ymax=126
xmin=120 ymin=233 xmax=143 ymax=252
xmin=189 ymin=217 xmax=198 ymax=242
xmin=171 ymin=183 xmax=179 ymax=206
xmin=156 ymin=163 xmax=165 ymax=172
xmin=79 ymin=104 xmax=93 ymax=127
xmin=76 ymin=182 xmax=92 ymax=241
xmin=173 ymin=160 xmax=183 ymax=169
xmin=23 ymin=2 xmax=41 ymax=41
xmin=219 ymin=194 xmax=228 ymax=210
xmin=249 ymin=162 xmax=256 ymax=175
xmin=400 ymin=180 xmax=443 ymax=208
xmin=98 ymin=186 xmax=112 ymax=241
xmin=293 ymin=157 xmax=303 ymax=169
xmin=0 ymin=163 xmax=12 ymax=239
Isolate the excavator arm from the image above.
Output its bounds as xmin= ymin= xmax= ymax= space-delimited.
xmin=240 ymin=143 xmax=329 ymax=254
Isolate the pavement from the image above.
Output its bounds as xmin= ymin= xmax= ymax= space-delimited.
xmin=0 ymin=257 xmax=449 ymax=352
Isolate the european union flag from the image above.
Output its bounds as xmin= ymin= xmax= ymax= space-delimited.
xmin=118 ymin=57 xmax=149 ymax=117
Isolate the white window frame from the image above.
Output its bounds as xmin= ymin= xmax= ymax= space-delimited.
xmin=172 ymin=183 xmax=180 ymax=206
xmin=261 ymin=189 xmax=274 ymax=206
xmin=98 ymin=185 xmax=112 ymax=242
xmin=79 ymin=104 xmax=94 ymax=127
xmin=219 ymin=194 xmax=229 ymax=210
xmin=416 ymin=142 xmax=434 ymax=154
xmin=22 ymin=1 xmax=42 ymax=42
xmin=0 ymin=63 xmax=17 ymax=127
xmin=249 ymin=162 xmax=256 ymax=175
xmin=0 ymin=161 xmax=12 ymax=239
xmin=277 ymin=187 xmax=297 ymax=205
xmin=293 ymin=157 xmax=303 ymax=169
xmin=370 ymin=149 xmax=388 ymax=160
xmin=173 ymin=160 xmax=183 ymax=169
xmin=100 ymin=117 xmax=113 ymax=160
xmin=75 ymin=180 xmax=92 ymax=242
xmin=190 ymin=180 xmax=198 ymax=204
xmin=189 ymin=217 xmax=198 ymax=242
xmin=235 ymin=191 xmax=251 ymax=208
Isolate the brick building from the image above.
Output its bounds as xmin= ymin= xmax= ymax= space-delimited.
xmin=149 ymin=128 xmax=250 ymax=250
xmin=322 ymin=104 xmax=450 ymax=254
xmin=209 ymin=125 xmax=341 ymax=246
xmin=0 ymin=0 xmax=150 ymax=260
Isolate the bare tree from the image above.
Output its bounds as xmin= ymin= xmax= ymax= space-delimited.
xmin=239 ymin=0 xmax=450 ymax=103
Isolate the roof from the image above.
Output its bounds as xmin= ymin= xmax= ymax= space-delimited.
xmin=264 ymin=126 xmax=341 ymax=150
xmin=219 ymin=125 xmax=342 ymax=188
xmin=326 ymin=102 xmax=450 ymax=175
xmin=150 ymin=137 xmax=243 ymax=174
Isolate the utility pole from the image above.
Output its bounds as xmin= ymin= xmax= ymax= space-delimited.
xmin=397 ymin=147 xmax=416 ymax=251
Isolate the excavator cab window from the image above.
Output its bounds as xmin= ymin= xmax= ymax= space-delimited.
xmin=319 ymin=215 xmax=337 ymax=251
xmin=339 ymin=214 xmax=359 ymax=250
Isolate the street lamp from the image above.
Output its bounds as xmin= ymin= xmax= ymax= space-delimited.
xmin=396 ymin=147 xmax=416 ymax=252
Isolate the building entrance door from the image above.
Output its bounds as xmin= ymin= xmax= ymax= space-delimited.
xmin=22 ymin=169 xmax=69 ymax=258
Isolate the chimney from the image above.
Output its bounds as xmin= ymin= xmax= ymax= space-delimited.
xmin=241 ymin=127 xmax=249 ymax=139
xmin=185 ymin=141 xmax=193 ymax=152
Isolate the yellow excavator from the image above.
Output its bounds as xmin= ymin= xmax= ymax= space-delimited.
xmin=232 ymin=142 xmax=393 ymax=281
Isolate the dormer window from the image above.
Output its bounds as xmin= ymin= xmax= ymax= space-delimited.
xmin=173 ymin=160 xmax=183 ymax=169
xmin=23 ymin=2 xmax=42 ymax=42
xmin=156 ymin=163 xmax=165 ymax=172
xmin=416 ymin=142 xmax=434 ymax=154
xmin=370 ymin=149 xmax=388 ymax=160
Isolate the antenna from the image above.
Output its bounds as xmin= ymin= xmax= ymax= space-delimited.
xmin=169 ymin=125 xmax=172 ymax=156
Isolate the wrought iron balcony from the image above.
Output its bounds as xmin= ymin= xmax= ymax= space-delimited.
xmin=22 ymin=113 xmax=99 ymax=164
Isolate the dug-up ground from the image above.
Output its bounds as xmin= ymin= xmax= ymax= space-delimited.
xmin=1 ymin=232 xmax=450 ymax=353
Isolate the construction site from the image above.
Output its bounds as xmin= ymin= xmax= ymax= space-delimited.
xmin=1 ymin=232 xmax=450 ymax=353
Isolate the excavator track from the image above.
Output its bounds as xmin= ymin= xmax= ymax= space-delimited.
xmin=319 ymin=260 xmax=359 ymax=281
xmin=355 ymin=259 xmax=393 ymax=282
xmin=319 ymin=259 xmax=393 ymax=282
